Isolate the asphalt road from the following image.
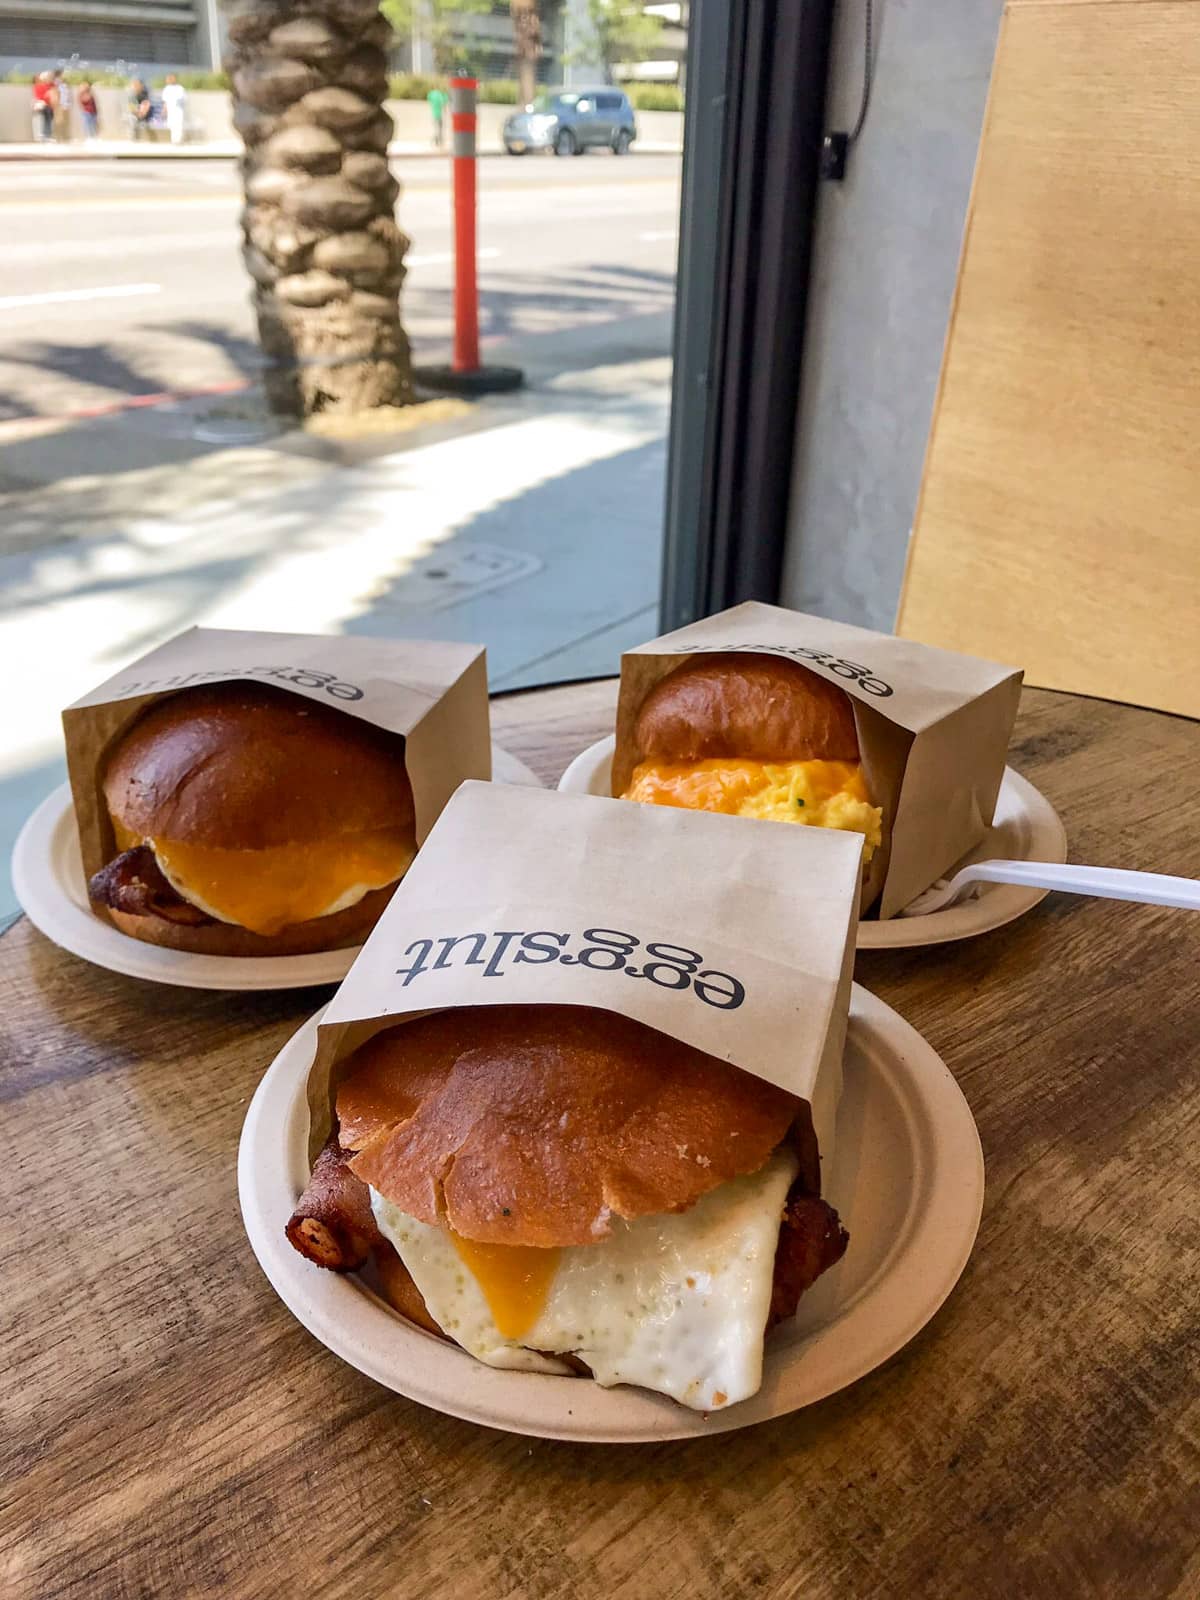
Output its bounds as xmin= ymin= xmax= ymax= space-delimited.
xmin=0 ymin=153 xmax=682 ymax=422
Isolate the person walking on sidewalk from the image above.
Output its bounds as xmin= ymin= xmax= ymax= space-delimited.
xmin=128 ymin=78 xmax=152 ymax=140
xmin=52 ymin=72 xmax=73 ymax=142
xmin=427 ymin=84 xmax=449 ymax=148
xmin=162 ymin=74 xmax=188 ymax=145
xmin=31 ymin=72 xmax=55 ymax=142
xmin=78 ymin=81 xmax=99 ymax=140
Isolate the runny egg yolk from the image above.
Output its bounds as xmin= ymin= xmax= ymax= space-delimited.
xmin=624 ymin=758 xmax=883 ymax=860
xmin=111 ymin=820 xmax=413 ymax=936
xmin=449 ymin=1233 xmax=561 ymax=1340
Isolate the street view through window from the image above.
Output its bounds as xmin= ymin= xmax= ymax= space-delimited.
xmin=0 ymin=0 xmax=688 ymax=922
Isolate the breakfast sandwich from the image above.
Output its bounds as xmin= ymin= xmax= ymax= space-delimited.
xmin=618 ymin=652 xmax=885 ymax=903
xmin=87 ymin=681 xmax=416 ymax=956
xmin=286 ymin=1004 xmax=848 ymax=1413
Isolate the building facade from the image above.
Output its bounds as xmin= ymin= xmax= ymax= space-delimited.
xmin=0 ymin=0 xmax=223 ymax=74
xmin=400 ymin=1 xmax=568 ymax=86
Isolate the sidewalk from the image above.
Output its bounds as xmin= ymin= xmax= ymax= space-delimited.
xmin=0 ymin=353 xmax=670 ymax=922
xmin=0 ymin=138 xmax=682 ymax=161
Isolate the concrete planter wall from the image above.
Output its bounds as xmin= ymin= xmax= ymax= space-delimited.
xmin=0 ymin=84 xmax=682 ymax=151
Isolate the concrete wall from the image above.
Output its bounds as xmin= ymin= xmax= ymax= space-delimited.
xmin=780 ymin=0 xmax=1003 ymax=631
xmin=0 ymin=84 xmax=682 ymax=149
xmin=0 ymin=84 xmax=235 ymax=142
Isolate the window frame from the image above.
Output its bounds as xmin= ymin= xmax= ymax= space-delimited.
xmin=659 ymin=0 xmax=836 ymax=631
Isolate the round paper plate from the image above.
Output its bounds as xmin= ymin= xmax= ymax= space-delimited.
xmin=10 ymin=746 xmax=541 ymax=991
xmin=557 ymin=736 xmax=1067 ymax=950
xmin=237 ymin=987 xmax=984 ymax=1442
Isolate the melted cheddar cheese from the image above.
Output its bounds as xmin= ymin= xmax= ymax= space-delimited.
xmin=448 ymin=1233 xmax=562 ymax=1341
xmin=112 ymin=819 xmax=413 ymax=936
xmin=624 ymin=759 xmax=883 ymax=860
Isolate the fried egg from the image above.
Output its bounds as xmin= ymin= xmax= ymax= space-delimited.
xmin=624 ymin=758 xmax=883 ymax=860
xmin=112 ymin=820 xmax=413 ymax=936
xmin=370 ymin=1145 xmax=799 ymax=1411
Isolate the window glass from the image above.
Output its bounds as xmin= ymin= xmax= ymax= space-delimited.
xmin=0 ymin=8 xmax=690 ymax=923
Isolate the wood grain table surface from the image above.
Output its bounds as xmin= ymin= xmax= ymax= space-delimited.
xmin=3 ymin=679 xmax=1199 ymax=1600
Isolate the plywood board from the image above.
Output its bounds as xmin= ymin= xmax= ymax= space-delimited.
xmin=898 ymin=0 xmax=1200 ymax=718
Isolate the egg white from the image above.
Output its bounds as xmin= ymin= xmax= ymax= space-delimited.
xmin=371 ymin=1145 xmax=800 ymax=1411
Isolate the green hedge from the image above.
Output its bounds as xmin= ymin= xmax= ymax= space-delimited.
xmin=627 ymin=83 xmax=684 ymax=112
xmin=152 ymin=70 xmax=230 ymax=90
xmin=7 ymin=68 xmax=126 ymax=85
xmin=387 ymin=72 xmax=445 ymax=101
xmin=387 ymin=73 xmax=520 ymax=104
xmin=5 ymin=65 xmax=677 ymax=110
xmin=477 ymin=79 xmax=519 ymax=104
xmin=5 ymin=67 xmax=229 ymax=89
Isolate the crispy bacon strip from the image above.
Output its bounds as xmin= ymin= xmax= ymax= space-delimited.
xmin=286 ymin=1136 xmax=383 ymax=1271
xmin=87 ymin=845 xmax=212 ymax=927
xmin=769 ymin=1192 xmax=849 ymax=1327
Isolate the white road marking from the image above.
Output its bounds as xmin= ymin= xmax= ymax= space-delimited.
xmin=638 ymin=229 xmax=677 ymax=241
xmin=0 ymin=281 xmax=162 ymax=311
xmin=405 ymin=247 xmax=501 ymax=267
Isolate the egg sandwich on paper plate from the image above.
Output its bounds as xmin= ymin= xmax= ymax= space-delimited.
xmin=62 ymin=628 xmax=490 ymax=957
xmin=280 ymin=779 xmax=863 ymax=1417
xmin=611 ymin=601 xmax=1023 ymax=917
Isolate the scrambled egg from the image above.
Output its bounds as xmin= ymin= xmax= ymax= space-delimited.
xmin=624 ymin=759 xmax=883 ymax=860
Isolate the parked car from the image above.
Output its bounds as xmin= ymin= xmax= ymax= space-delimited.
xmin=503 ymin=88 xmax=637 ymax=157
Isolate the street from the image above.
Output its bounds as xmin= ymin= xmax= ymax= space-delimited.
xmin=0 ymin=153 xmax=682 ymax=920
xmin=0 ymin=153 xmax=682 ymax=421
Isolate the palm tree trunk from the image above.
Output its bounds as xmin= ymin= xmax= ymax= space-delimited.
xmin=222 ymin=0 xmax=413 ymax=416
xmin=509 ymin=0 xmax=542 ymax=108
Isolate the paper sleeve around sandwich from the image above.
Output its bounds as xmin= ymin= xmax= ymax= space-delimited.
xmin=302 ymin=780 xmax=863 ymax=1210
xmin=60 ymin=626 xmax=491 ymax=890
xmin=611 ymin=601 xmax=1023 ymax=919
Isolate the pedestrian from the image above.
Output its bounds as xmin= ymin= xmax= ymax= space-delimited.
xmin=31 ymin=71 xmax=55 ymax=143
xmin=52 ymin=71 xmax=73 ymax=142
xmin=78 ymin=81 xmax=99 ymax=140
xmin=427 ymin=83 xmax=449 ymax=148
xmin=161 ymin=73 xmax=188 ymax=145
xmin=128 ymin=77 xmax=152 ymax=140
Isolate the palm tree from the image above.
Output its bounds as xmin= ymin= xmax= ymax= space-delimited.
xmin=222 ymin=0 xmax=413 ymax=416
xmin=509 ymin=0 xmax=542 ymax=108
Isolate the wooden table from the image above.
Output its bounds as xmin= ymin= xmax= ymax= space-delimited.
xmin=3 ymin=681 xmax=1199 ymax=1600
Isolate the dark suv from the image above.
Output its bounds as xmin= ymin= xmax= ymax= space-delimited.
xmin=503 ymin=88 xmax=637 ymax=157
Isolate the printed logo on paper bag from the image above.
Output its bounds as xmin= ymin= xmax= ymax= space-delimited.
xmin=113 ymin=664 xmax=365 ymax=702
xmin=396 ymin=926 xmax=746 ymax=1010
xmin=677 ymin=642 xmax=894 ymax=698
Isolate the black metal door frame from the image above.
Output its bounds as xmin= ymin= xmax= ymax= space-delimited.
xmin=660 ymin=0 xmax=836 ymax=631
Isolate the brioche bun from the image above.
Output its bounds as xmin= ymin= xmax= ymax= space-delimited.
xmin=96 ymin=681 xmax=414 ymax=956
xmin=103 ymin=681 xmax=414 ymax=850
xmin=631 ymin=652 xmax=860 ymax=767
xmin=342 ymin=1005 xmax=798 ymax=1249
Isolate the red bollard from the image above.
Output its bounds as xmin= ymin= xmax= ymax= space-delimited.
xmin=415 ymin=76 xmax=524 ymax=397
xmin=451 ymin=75 xmax=480 ymax=373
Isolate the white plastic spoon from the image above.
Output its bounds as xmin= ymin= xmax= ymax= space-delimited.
xmin=900 ymin=858 xmax=1200 ymax=918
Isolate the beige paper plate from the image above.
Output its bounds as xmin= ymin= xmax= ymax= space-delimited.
xmin=557 ymin=736 xmax=1067 ymax=949
xmin=10 ymin=746 xmax=541 ymax=991
xmin=237 ymin=986 xmax=984 ymax=1442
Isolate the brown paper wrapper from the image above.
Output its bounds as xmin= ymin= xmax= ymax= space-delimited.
xmin=304 ymin=780 xmax=863 ymax=1178
xmin=62 ymin=626 xmax=490 ymax=896
xmin=612 ymin=602 xmax=1022 ymax=919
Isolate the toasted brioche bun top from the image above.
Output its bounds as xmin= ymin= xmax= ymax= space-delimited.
xmin=633 ymin=652 xmax=860 ymax=766
xmin=102 ymin=681 xmax=415 ymax=851
xmin=341 ymin=1005 xmax=798 ymax=1248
